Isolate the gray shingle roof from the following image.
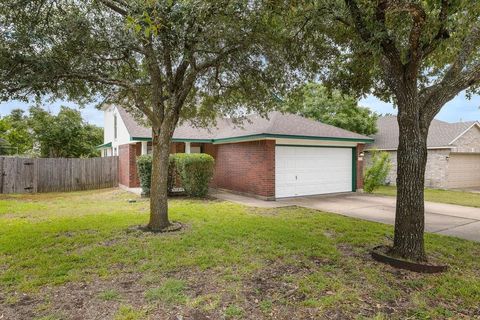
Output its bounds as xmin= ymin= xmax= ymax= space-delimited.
xmin=370 ymin=115 xmax=477 ymax=149
xmin=116 ymin=107 xmax=372 ymax=142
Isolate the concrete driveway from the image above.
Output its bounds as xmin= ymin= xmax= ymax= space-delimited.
xmin=211 ymin=190 xmax=480 ymax=242
xmin=278 ymin=193 xmax=480 ymax=242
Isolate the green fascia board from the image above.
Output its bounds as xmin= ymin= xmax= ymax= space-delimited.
xmin=352 ymin=147 xmax=357 ymax=192
xmin=276 ymin=144 xmax=354 ymax=149
xmin=213 ymin=133 xmax=374 ymax=144
xmin=130 ymin=133 xmax=374 ymax=144
xmin=130 ymin=137 xmax=152 ymax=142
xmin=130 ymin=137 xmax=213 ymax=143
xmin=172 ymin=138 xmax=213 ymax=143
xmin=96 ymin=142 xmax=112 ymax=149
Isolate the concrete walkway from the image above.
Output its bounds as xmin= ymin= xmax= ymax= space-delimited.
xmin=212 ymin=191 xmax=480 ymax=242
xmin=210 ymin=190 xmax=290 ymax=208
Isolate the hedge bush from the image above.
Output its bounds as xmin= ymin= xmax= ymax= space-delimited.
xmin=136 ymin=154 xmax=153 ymax=197
xmin=174 ymin=153 xmax=215 ymax=197
xmin=136 ymin=154 xmax=177 ymax=197
xmin=136 ymin=153 xmax=215 ymax=198
xmin=364 ymin=150 xmax=391 ymax=193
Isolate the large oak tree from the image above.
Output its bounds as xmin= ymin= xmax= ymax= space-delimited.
xmin=0 ymin=0 xmax=289 ymax=230
xmin=284 ymin=83 xmax=379 ymax=135
xmin=295 ymin=0 xmax=480 ymax=260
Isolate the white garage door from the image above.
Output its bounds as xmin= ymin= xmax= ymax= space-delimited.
xmin=447 ymin=153 xmax=480 ymax=188
xmin=275 ymin=146 xmax=353 ymax=198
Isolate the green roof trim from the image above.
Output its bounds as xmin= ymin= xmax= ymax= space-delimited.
xmin=130 ymin=133 xmax=374 ymax=144
xmin=172 ymin=138 xmax=213 ymax=143
xmin=130 ymin=137 xmax=213 ymax=143
xmin=96 ymin=142 xmax=112 ymax=149
xmin=130 ymin=137 xmax=152 ymax=141
xmin=352 ymin=147 xmax=357 ymax=192
xmin=212 ymin=133 xmax=374 ymax=144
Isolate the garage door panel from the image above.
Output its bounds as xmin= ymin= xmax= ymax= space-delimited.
xmin=276 ymin=172 xmax=296 ymax=183
xmin=275 ymin=146 xmax=353 ymax=198
xmin=447 ymin=154 xmax=480 ymax=188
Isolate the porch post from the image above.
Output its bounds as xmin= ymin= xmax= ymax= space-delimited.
xmin=141 ymin=141 xmax=148 ymax=155
xmin=185 ymin=142 xmax=191 ymax=154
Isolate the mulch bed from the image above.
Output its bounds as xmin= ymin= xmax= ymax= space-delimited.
xmin=371 ymin=245 xmax=448 ymax=273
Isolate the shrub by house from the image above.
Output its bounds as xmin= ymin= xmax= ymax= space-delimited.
xmin=364 ymin=150 xmax=391 ymax=193
xmin=137 ymin=153 xmax=214 ymax=198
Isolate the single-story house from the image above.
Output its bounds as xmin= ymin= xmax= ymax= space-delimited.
xmin=98 ymin=106 xmax=373 ymax=199
xmin=366 ymin=115 xmax=480 ymax=189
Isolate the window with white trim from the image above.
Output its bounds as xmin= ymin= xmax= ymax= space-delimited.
xmin=113 ymin=114 xmax=118 ymax=140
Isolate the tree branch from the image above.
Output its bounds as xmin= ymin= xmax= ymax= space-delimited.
xmin=132 ymin=92 xmax=157 ymax=126
xmin=398 ymin=2 xmax=427 ymax=65
xmin=56 ymin=72 xmax=134 ymax=88
xmin=421 ymin=62 xmax=480 ymax=123
xmin=142 ymin=36 xmax=165 ymax=123
xmin=344 ymin=0 xmax=373 ymax=43
xmin=98 ymin=0 xmax=128 ymax=16
xmin=422 ymin=0 xmax=450 ymax=57
xmin=420 ymin=23 xmax=480 ymax=118
xmin=195 ymin=45 xmax=242 ymax=72
xmin=442 ymin=24 xmax=480 ymax=83
xmin=345 ymin=0 xmax=403 ymax=74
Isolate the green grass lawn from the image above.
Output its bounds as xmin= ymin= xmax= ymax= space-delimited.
xmin=1 ymin=189 xmax=479 ymax=319
xmin=373 ymin=185 xmax=480 ymax=207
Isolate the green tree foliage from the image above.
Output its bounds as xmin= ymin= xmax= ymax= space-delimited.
xmin=0 ymin=106 xmax=102 ymax=157
xmin=285 ymin=83 xmax=378 ymax=135
xmin=0 ymin=109 xmax=34 ymax=155
xmin=364 ymin=151 xmax=391 ymax=193
xmin=290 ymin=0 xmax=480 ymax=261
xmin=28 ymin=106 xmax=103 ymax=158
xmin=0 ymin=137 xmax=11 ymax=155
xmin=0 ymin=0 xmax=292 ymax=230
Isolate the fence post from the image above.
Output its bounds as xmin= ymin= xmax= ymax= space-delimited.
xmin=0 ymin=157 xmax=4 ymax=194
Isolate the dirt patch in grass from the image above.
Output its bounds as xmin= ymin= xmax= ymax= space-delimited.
xmin=1 ymin=255 xmax=478 ymax=320
xmin=1 ymin=273 xmax=141 ymax=320
xmin=0 ymin=261 xmax=342 ymax=319
xmin=0 ymin=272 xmax=216 ymax=320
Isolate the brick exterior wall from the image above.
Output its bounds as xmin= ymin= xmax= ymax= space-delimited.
xmin=119 ymin=143 xmax=141 ymax=187
xmin=211 ymin=140 xmax=275 ymax=199
xmin=121 ymin=140 xmax=364 ymax=197
xmin=356 ymin=144 xmax=365 ymax=190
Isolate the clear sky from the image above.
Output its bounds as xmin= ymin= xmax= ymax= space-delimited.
xmin=1 ymin=91 xmax=479 ymax=127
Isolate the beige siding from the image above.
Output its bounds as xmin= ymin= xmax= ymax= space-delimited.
xmin=446 ymin=153 xmax=480 ymax=188
xmin=365 ymin=149 xmax=450 ymax=188
xmin=450 ymin=125 xmax=480 ymax=153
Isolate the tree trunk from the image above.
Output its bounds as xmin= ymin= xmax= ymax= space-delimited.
xmin=147 ymin=126 xmax=171 ymax=231
xmin=391 ymin=110 xmax=429 ymax=261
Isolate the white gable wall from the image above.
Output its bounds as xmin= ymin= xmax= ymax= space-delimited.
xmin=103 ymin=106 xmax=132 ymax=155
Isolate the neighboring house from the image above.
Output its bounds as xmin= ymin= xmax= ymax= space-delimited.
xmin=367 ymin=115 xmax=480 ymax=189
xmin=98 ymin=106 xmax=373 ymax=199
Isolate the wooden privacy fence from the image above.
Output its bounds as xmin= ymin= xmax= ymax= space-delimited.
xmin=0 ymin=156 xmax=118 ymax=194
